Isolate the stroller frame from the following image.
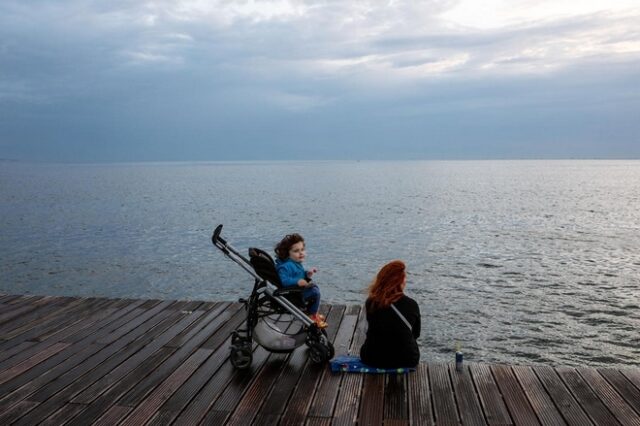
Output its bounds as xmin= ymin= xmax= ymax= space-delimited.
xmin=212 ymin=224 xmax=334 ymax=369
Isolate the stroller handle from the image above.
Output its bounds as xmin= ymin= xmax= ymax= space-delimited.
xmin=212 ymin=224 xmax=226 ymax=246
xmin=211 ymin=224 xmax=253 ymax=266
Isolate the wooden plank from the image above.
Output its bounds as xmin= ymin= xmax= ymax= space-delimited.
xmin=0 ymin=297 xmax=77 ymax=336
xmin=359 ymin=374 xmax=384 ymax=426
xmin=0 ymin=301 xmax=121 ymax=380
xmin=0 ymin=341 xmax=37 ymax=365
xmin=0 ymin=301 xmax=172 ymax=416
xmin=150 ymin=336 xmax=236 ymax=425
xmin=308 ymin=305 xmax=354 ymax=418
xmin=533 ymin=366 xmax=593 ymax=426
xmin=384 ymin=373 xmax=408 ymax=422
xmin=196 ymin=301 xmax=218 ymax=311
xmin=146 ymin=409 xmax=177 ymax=426
xmin=0 ymin=400 xmax=40 ymax=425
xmin=197 ymin=346 xmax=273 ymax=425
xmin=172 ymin=314 xmax=293 ymax=426
xmin=96 ymin=300 xmax=175 ymax=345
xmin=211 ymin=313 xmax=307 ymax=425
xmin=0 ymin=342 xmax=69 ymax=385
xmin=306 ymin=418 xmax=331 ymax=426
xmin=492 ymin=364 xmax=540 ymax=426
xmin=599 ymin=368 xmax=640 ymax=415
xmin=451 ymin=363 xmax=487 ymax=426
xmin=0 ymin=299 xmax=116 ymax=369
xmin=4 ymin=295 xmax=640 ymax=426
xmin=170 ymin=345 xmax=243 ymax=425
xmin=200 ymin=302 xmax=246 ymax=349
xmin=0 ymin=296 xmax=42 ymax=315
xmin=0 ymin=304 xmax=42 ymax=327
xmin=71 ymin=309 xmax=205 ymax=404
xmin=118 ymin=303 xmax=244 ymax=407
xmin=408 ymin=363 xmax=434 ymax=426
xmin=61 ymin=299 xmax=147 ymax=343
xmin=556 ymin=367 xmax=621 ymax=425
xmin=93 ymin=405 xmax=132 ymax=426
xmin=65 ymin=348 xmax=175 ymax=426
xmin=251 ymin=339 xmax=311 ymax=424
xmin=577 ymin=367 xmax=640 ymax=426
xmin=470 ymin=363 xmax=512 ymax=425
xmin=45 ymin=309 xmax=190 ymax=407
xmin=332 ymin=304 xmax=367 ymax=426
xmin=224 ymin=353 xmax=290 ymax=425
xmin=11 ymin=295 xmax=45 ymax=305
xmin=512 ymin=366 xmax=566 ymax=426
xmin=273 ymin=305 xmax=341 ymax=426
xmin=621 ymin=369 xmax=640 ymax=390
xmin=205 ymin=312 xmax=312 ymax=424
xmin=27 ymin=301 xmax=177 ymax=402
xmin=165 ymin=302 xmax=231 ymax=348
xmin=0 ymin=295 xmax=23 ymax=306
xmin=39 ymin=402 xmax=87 ymax=426
xmin=430 ymin=363 xmax=459 ymax=426
xmin=173 ymin=350 xmax=261 ymax=424
xmin=13 ymin=298 xmax=112 ymax=342
xmin=175 ymin=300 xmax=203 ymax=312
xmin=6 ymin=304 xmax=181 ymax=426
xmin=118 ymin=348 xmax=213 ymax=426
xmin=384 ymin=421 xmax=410 ymax=426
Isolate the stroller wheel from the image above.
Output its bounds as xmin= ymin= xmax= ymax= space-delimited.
xmin=308 ymin=341 xmax=331 ymax=364
xmin=230 ymin=345 xmax=253 ymax=370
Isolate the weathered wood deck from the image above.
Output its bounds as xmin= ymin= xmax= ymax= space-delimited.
xmin=0 ymin=294 xmax=639 ymax=425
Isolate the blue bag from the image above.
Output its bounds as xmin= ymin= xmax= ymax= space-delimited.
xmin=330 ymin=355 xmax=415 ymax=374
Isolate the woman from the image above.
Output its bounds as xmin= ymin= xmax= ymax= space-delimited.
xmin=360 ymin=260 xmax=421 ymax=368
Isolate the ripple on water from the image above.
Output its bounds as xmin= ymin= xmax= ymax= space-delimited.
xmin=477 ymin=263 xmax=502 ymax=268
xmin=563 ymin=310 xmax=586 ymax=318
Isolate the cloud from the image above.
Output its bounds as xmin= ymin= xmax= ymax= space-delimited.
xmin=0 ymin=0 xmax=639 ymax=161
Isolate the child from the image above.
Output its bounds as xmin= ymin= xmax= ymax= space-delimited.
xmin=274 ymin=233 xmax=327 ymax=328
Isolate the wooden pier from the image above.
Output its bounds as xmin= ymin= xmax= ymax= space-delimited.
xmin=1 ymin=294 xmax=639 ymax=425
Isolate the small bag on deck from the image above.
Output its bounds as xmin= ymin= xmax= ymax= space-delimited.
xmin=330 ymin=355 xmax=415 ymax=374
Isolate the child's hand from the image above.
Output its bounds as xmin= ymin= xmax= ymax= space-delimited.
xmin=307 ymin=267 xmax=318 ymax=277
xmin=297 ymin=279 xmax=309 ymax=287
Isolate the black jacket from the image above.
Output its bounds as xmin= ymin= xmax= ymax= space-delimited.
xmin=360 ymin=295 xmax=421 ymax=368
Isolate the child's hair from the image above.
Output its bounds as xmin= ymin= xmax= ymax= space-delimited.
xmin=274 ymin=233 xmax=305 ymax=260
xmin=367 ymin=260 xmax=406 ymax=311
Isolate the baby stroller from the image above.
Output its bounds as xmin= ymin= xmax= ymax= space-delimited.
xmin=211 ymin=224 xmax=334 ymax=369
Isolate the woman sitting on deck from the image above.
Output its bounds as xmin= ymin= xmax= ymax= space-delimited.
xmin=360 ymin=260 xmax=421 ymax=368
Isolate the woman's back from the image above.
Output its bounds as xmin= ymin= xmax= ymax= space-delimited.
xmin=360 ymin=294 xmax=421 ymax=368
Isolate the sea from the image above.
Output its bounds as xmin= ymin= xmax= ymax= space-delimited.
xmin=1 ymin=160 xmax=639 ymax=368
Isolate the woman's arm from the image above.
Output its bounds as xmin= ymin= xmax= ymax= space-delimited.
xmin=412 ymin=301 xmax=421 ymax=339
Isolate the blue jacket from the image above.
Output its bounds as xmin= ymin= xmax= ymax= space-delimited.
xmin=275 ymin=258 xmax=307 ymax=287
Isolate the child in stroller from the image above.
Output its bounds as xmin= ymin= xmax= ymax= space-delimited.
xmin=274 ymin=233 xmax=328 ymax=328
xmin=212 ymin=225 xmax=334 ymax=370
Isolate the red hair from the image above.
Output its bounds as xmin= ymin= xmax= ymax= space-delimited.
xmin=367 ymin=260 xmax=406 ymax=311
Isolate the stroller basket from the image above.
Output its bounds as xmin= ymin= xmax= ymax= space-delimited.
xmin=212 ymin=224 xmax=334 ymax=369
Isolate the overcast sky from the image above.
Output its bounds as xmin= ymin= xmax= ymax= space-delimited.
xmin=1 ymin=0 xmax=639 ymax=162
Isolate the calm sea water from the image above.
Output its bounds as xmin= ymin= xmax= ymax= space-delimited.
xmin=1 ymin=160 xmax=639 ymax=367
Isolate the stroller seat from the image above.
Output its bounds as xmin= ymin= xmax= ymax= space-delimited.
xmin=248 ymin=247 xmax=308 ymax=311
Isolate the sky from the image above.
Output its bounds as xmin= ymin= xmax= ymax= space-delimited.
xmin=1 ymin=0 xmax=639 ymax=162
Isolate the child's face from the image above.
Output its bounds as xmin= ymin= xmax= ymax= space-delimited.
xmin=288 ymin=241 xmax=305 ymax=262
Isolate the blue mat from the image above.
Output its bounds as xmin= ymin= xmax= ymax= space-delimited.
xmin=330 ymin=355 xmax=415 ymax=374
